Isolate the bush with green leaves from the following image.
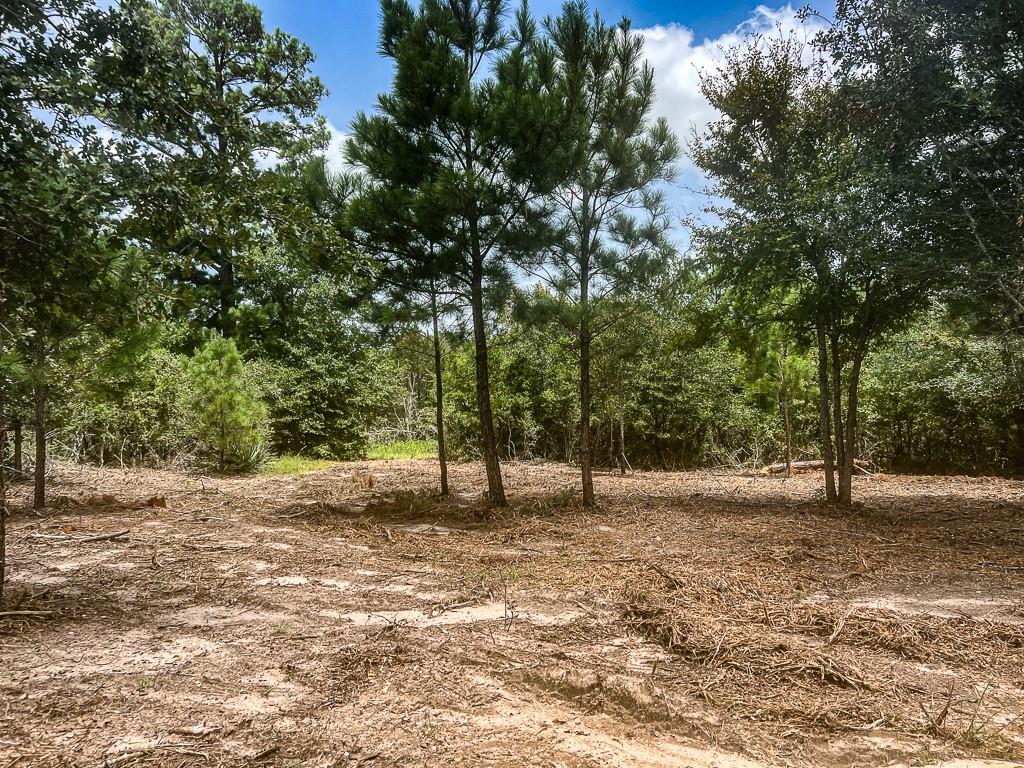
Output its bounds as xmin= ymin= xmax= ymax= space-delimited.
xmin=861 ymin=312 xmax=1024 ymax=474
xmin=188 ymin=335 xmax=269 ymax=473
xmin=431 ymin=305 xmax=774 ymax=469
xmin=46 ymin=327 xmax=195 ymax=466
xmin=233 ymin=247 xmax=402 ymax=460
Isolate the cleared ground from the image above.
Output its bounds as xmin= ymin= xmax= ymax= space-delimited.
xmin=1 ymin=460 xmax=1023 ymax=767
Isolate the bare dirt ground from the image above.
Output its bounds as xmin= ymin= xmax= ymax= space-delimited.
xmin=2 ymin=460 xmax=1023 ymax=768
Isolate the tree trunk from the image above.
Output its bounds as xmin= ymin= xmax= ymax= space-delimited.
xmin=0 ymin=286 xmax=7 ymax=603
xmin=579 ymin=316 xmax=594 ymax=506
xmin=218 ymin=253 xmax=235 ymax=337
xmin=33 ymin=366 xmax=46 ymax=510
xmin=839 ymin=354 xmax=864 ymax=504
xmin=815 ymin=318 xmax=837 ymax=501
xmin=13 ymin=418 xmax=22 ymax=475
xmin=0 ymin=411 xmax=5 ymax=605
xmin=830 ymin=331 xmax=846 ymax=480
xmin=430 ymin=281 xmax=449 ymax=496
xmin=778 ymin=355 xmax=793 ymax=477
xmin=780 ymin=388 xmax=793 ymax=477
xmin=469 ymin=255 xmax=506 ymax=506
xmin=578 ymin=218 xmax=595 ymax=506
xmin=610 ymin=417 xmax=619 ymax=471
xmin=609 ymin=419 xmax=614 ymax=466
xmin=616 ymin=416 xmax=629 ymax=475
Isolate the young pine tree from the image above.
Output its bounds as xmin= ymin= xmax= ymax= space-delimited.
xmin=188 ymin=336 xmax=268 ymax=472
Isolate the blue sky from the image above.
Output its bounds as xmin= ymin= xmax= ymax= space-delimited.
xmin=257 ymin=0 xmax=832 ymax=233
xmin=257 ymin=0 xmax=825 ymax=135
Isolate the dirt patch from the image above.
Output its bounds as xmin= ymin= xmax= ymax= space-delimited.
xmin=1 ymin=460 xmax=1022 ymax=767
xmin=852 ymin=592 xmax=1023 ymax=621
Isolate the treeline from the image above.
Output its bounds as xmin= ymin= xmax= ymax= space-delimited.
xmin=1 ymin=0 xmax=1022 ymax=523
xmin=24 ymin=293 xmax=1024 ymax=479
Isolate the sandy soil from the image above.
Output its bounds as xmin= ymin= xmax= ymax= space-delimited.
xmin=1 ymin=460 xmax=1023 ymax=767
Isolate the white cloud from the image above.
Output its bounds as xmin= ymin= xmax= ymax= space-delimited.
xmin=324 ymin=120 xmax=353 ymax=175
xmin=638 ymin=5 xmax=830 ymax=219
xmin=252 ymin=120 xmax=353 ymax=174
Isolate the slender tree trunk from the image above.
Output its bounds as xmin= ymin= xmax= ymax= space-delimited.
xmin=839 ymin=354 xmax=864 ymax=504
xmin=0 ymin=412 xmax=6 ymax=605
xmin=469 ymin=254 xmax=506 ymax=506
xmin=780 ymin=389 xmax=793 ymax=477
xmin=33 ymin=351 xmax=46 ymax=510
xmin=578 ymin=220 xmax=595 ymax=506
xmin=609 ymin=419 xmax=614 ymax=466
xmin=778 ymin=352 xmax=793 ymax=476
xmin=815 ymin=318 xmax=837 ymax=501
xmin=459 ymin=52 xmax=504 ymax=506
xmin=430 ymin=281 xmax=449 ymax=496
xmin=13 ymin=418 xmax=22 ymax=475
xmin=617 ymin=416 xmax=628 ymax=475
xmin=213 ymin=52 xmax=236 ymax=340
xmin=577 ymin=301 xmax=596 ymax=507
xmin=579 ymin=326 xmax=594 ymax=505
xmin=830 ymin=331 xmax=846 ymax=479
xmin=0 ymin=286 xmax=7 ymax=602
xmin=218 ymin=253 xmax=235 ymax=337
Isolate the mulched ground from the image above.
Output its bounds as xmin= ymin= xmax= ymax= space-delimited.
xmin=1 ymin=460 xmax=1022 ymax=767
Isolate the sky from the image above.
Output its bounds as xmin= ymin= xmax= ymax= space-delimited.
xmin=257 ymin=0 xmax=833 ymax=233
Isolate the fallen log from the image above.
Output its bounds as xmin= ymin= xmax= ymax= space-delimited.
xmin=761 ymin=459 xmax=872 ymax=475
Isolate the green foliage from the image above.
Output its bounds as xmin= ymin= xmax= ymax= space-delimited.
xmin=692 ymin=35 xmax=940 ymax=501
xmin=235 ymin=246 xmax=398 ymax=459
xmin=188 ymin=335 xmax=268 ymax=472
xmin=262 ymin=455 xmax=336 ymax=475
xmin=435 ymin=293 xmax=773 ymax=469
xmin=100 ymin=0 xmax=330 ymax=334
xmin=347 ymin=0 xmax=576 ymax=504
xmin=825 ymin=0 xmax=1024 ymax=336
xmin=55 ymin=335 xmax=195 ymax=465
xmin=6 ymin=0 xmax=1024 ymax=502
xmin=526 ymin=4 xmax=679 ymax=501
xmin=366 ymin=440 xmax=437 ymax=460
xmin=862 ymin=311 xmax=1024 ymax=474
xmin=259 ymin=342 xmax=396 ymax=461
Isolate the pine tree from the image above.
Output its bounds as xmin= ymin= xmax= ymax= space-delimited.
xmin=348 ymin=0 xmax=569 ymax=505
xmin=348 ymin=179 xmax=458 ymax=495
xmin=188 ymin=336 xmax=267 ymax=472
xmin=539 ymin=2 xmax=678 ymax=505
xmin=1 ymin=0 xmax=151 ymax=511
xmin=98 ymin=0 xmax=327 ymax=335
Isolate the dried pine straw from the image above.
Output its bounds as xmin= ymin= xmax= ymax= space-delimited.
xmin=618 ymin=576 xmax=1022 ymax=755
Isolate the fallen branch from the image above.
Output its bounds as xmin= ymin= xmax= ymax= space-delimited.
xmin=760 ymin=459 xmax=873 ymax=475
xmin=648 ymin=562 xmax=686 ymax=590
xmin=827 ymin=608 xmax=854 ymax=644
xmin=76 ymin=529 xmax=130 ymax=543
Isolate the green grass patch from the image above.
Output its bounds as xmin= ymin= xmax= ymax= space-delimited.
xmin=262 ymin=454 xmax=337 ymax=475
xmin=366 ymin=439 xmax=437 ymax=460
